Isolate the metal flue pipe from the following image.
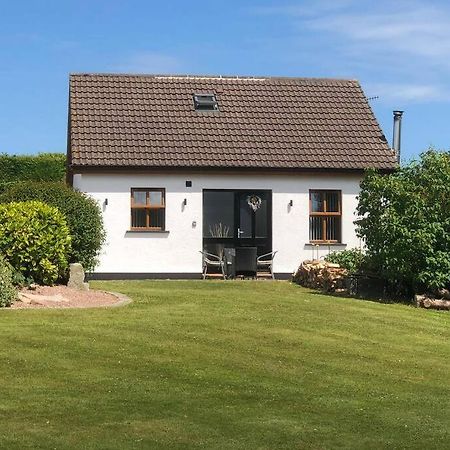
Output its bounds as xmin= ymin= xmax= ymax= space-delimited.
xmin=392 ymin=110 xmax=404 ymax=163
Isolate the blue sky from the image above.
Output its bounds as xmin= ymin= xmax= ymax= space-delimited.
xmin=1 ymin=0 xmax=449 ymax=161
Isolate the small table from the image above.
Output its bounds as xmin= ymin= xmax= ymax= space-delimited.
xmin=235 ymin=247 xmax=258 ymax=278
xmin=223 ymin=248 xmax=236 ymax=278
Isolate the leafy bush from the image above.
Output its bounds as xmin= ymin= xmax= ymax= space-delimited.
xmin=10 ymin=267 xmax=34 ymax=288
xmin=325 ymin=248 xmax=365 ymax=274
xmin=0 ymin=182 xmax=105 ymax=271
xmin=0 ymin=201 xmax=72 ymax=285
xmin=356 ymin=149 xmax=450 ymax=292
xmin=0 ymin=254 xmax=17 ymax=307
xmin=0 ymin=153 xmax=65 ymax=192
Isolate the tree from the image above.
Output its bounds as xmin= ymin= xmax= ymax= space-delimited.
xmin=356 ymin=149 xmax=450 ymax=292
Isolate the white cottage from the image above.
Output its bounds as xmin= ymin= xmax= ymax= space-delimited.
xmin=68 ymin=74 xmax=397 ymax=279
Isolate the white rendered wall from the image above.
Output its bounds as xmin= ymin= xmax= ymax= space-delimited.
xmin=73 ymin=172 xmax=363 ymax=275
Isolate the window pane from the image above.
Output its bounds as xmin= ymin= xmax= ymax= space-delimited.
xmin=255 ymin=199 xmax=268 ymax=238
xmin=239 ymin=196 xmax=253 ymax=238
xmin=149 ymin=190 xmax=163 ymax=206
xmin=309 ymin=216 xmax=323 ymax=241
xmin=149 ymin=209 xmax=164 ymax=229
xmin=133 ymin=191 xmax=147 ymax=206
xmin=132 ymin=209 xmax=147 ymax=228
xmin=326 ymin=192 xmax=339 ymax=212
xmin=326 ymin=216 xmax=341 ymax=241
xmin=311 ymin=192 xmax=324 ymax=212
xmin=203 ymin=192 xmax=234 ymax=238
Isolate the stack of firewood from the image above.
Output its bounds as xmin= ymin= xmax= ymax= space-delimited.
xmin=415 ymin=289 xmax=450 ymax=310
xmin=293 ymin=260 xmax=348 ymax=292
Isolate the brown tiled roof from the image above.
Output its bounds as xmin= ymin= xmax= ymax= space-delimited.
xmin=68 ymin=74 xmax=397 ymax=170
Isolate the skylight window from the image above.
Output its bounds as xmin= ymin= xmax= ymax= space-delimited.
xmin=193 ymin=93 xmax=218 ymax=111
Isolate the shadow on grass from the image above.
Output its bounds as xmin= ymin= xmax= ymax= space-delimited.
xmin=291 ymin=282 xmax=413 ymax=306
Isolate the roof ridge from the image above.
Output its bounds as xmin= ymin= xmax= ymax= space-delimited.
xmin=69 ymin=72 xmax=359 ymax=83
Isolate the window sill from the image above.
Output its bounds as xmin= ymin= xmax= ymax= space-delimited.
xmin=305 ymin=242 xmax=347 ymax=247
xmin=127 ymin=230 xmax=170 ymax=234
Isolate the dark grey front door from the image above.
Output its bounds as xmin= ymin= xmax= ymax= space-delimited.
xmin=202 ymin=190 xmax=272 ymax=257
xmin=236 ymin=191 xmax=271 ymax=255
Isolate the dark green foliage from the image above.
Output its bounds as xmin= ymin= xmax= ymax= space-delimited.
xmin=0 ymin=182 xmax=105 ymax=271
xmin=0 ymin=201 xmax=72 ymax=285
xmin=356 ymin=149 xmax=450 ymax=292
xmin=0 ymin=254 xmax=17 ymax=307
xmin=0 ymin=153 xmax=66 ymax=191
xmin=9 ymin=269 xmax=31 ymax=288
xmin=325 ymin=248 xmax=366 ymax=273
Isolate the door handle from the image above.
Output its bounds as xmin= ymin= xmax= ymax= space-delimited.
xmin=237 ymin=228 xmax=245 ymax=237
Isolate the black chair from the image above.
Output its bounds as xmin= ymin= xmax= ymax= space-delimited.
xmin=235 ymin=247 xmax=257 ymax=278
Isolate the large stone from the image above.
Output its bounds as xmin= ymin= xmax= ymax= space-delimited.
xmin=18 ymin=292 xmax=69 ymax=304
xmin=67 ymin=263 xmax=89 ymax=291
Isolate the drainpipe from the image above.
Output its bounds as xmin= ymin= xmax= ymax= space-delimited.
xmin=392 ymin=110 xmax=404 ymax=164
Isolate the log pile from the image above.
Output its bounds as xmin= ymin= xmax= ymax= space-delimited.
xmin=293 ymin=260 xmax=348 ymax=292
xmin=415 ymin=294 xmax=450 ymax=310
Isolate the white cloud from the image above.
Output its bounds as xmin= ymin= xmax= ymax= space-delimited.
xmin=252 ymin=0 xmax=450 ymax=103
xmin=364 ymin=82 xmax=449 ymax=102
xmin=304 ymin=5 xmax=450 ymax=60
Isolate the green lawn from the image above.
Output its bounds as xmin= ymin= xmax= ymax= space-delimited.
xmin=0 ymin=281 xmax=449 ymax=449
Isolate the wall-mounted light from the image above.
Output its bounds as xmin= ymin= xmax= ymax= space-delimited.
xmin=104 ymin=198 xmax=108 ymax=206
xmin=288 ymin=200 xmax=293 ymax=207
xmin=183 ymin=198 xmax=187 ymax=206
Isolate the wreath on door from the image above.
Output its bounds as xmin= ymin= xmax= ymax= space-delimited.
xmin=247 ymin=194 xmax=262 ymax=212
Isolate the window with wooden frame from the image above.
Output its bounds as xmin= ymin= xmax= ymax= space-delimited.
xmin=309 ymin=190 xmax=341 ymax=243
xmin=131 ymin=188 xmax=165 ymax=231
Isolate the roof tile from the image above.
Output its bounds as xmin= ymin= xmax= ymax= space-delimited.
xmin=68 ymin=74 xmax=397 ymax=170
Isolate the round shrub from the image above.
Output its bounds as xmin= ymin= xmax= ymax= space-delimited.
xmin=0 ymin=201 xmax=72 ymax=285
xmin=0 ymin=254 xmax=16 ymax=307
xmin=0 ymin=182 xmax=105 ymax=271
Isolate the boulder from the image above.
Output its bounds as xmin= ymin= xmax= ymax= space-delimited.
xmin=67 ymin=263 xmax=89 ymax=291
xmin=18 ymin=292 xmax=69 ymax=305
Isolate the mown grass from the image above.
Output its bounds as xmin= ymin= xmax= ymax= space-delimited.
xmin=0 ymin=280 xmax=449 ymax=449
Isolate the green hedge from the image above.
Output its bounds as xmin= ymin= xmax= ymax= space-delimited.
xmin=0 ymin=153 xmax=66 ymax=192
xmin=0 ymin=254 xmax=16 ymax=307
xmin=0 ymin=201 xmax=72 ymax=285
xmin=0 ymin=182 xmax=105 ymax=271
